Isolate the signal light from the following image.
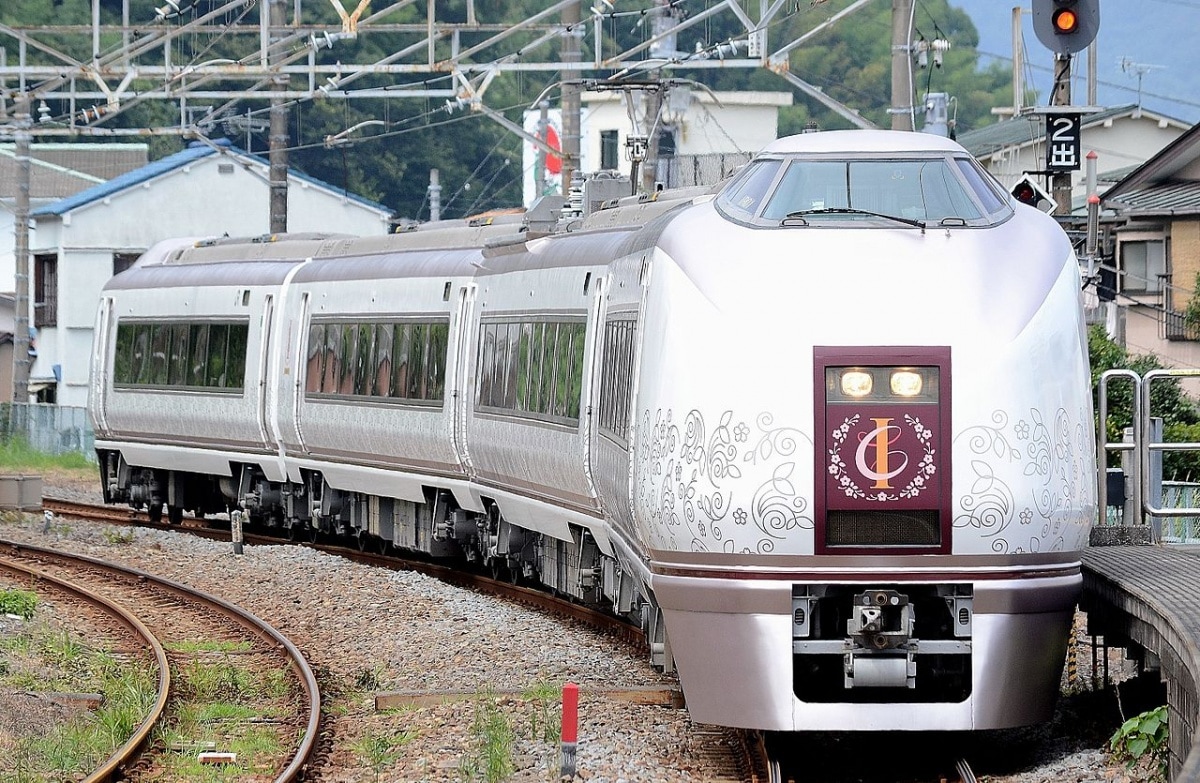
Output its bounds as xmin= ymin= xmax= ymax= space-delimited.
xmin=1010 ymin=176 xmax=1055 ymax=213
xmin=1052 ymin=8 xmax=1079 ymax=34
xmin=1032 ymin=0 xmax=1098 ymax=55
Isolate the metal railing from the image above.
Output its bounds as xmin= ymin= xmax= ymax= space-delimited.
xmin=0 ymin=403 xmax=96 ymax=461
xmin=1098 ymin=368 xmax=1200 ymax=541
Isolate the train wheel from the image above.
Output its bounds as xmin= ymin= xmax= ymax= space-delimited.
xmin=377 ymin=538 xmax=391 ymax=556
xmin=286 ymin=521 xmax=303 ymax=542
xmin=147 ymin=503 xmax=163 ymax=523
xmin=489 ymin=557 xmax=510 ymax=582
xmin=357 ymin=531 xmax=370 ymax=552
xmin=167 ymin=505 xmax=183 ymax=525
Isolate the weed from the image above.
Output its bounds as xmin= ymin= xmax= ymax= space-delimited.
xmin=461 ymin=690 xmax=514 ymax=783
xmin=353 ymin=727 xmax=417 ymax=781
xmin=1110 ymin=705 xmax=1169 ymax=781
xmin=0 ymin=588 xmax=38 ymax=619
xmin=102 ymin=528 xmax=135 ymax=545
xmin=522 ymin=679 xmax=561 ymax=744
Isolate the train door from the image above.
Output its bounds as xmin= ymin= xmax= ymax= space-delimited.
xmin=584 ymin=274 xmax=609 ymax=511
xmin=89 ymin=296 xmax=114 ymax=437
xmin=288 ymin=291 xmax=312 ymax=454
xmin=451 ymin=283 xmax=478 ymax=475
xmin=254 ymin=294 xmax=275 ymax=448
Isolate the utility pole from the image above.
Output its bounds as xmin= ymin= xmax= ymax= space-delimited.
xmin=560 ymin=1 xmax=581 ymax=193
xmin=890 ymin=0 xmax=914 ymax=131
xmin=1051 ymin=54 xmax=1072 ymax=216
xmin=268 ymin=0 xmax=288 ymax=234
xmin=12 ymin=108 xmax=31 ymax=403
xmin=428 ymin=168 xmax=441 ymax=222
xmin=1011 ymin=6 xmax=1023 ymax=116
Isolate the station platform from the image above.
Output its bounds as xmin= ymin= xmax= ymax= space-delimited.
xmin=1081 ymin=544 xmax=1200 ymax=781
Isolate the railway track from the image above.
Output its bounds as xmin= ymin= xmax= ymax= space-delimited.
xmin=41 ymin=496 xmax=771 ymax=782
xmin=0 ymin=539 xmax=321 ymax=782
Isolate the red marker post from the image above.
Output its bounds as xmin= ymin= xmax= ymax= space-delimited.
xmin=561 ymin=682 xmax=579 ymax=779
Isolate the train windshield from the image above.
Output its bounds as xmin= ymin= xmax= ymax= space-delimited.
xmin=715 ymin=154 xmax=1011 ymax=228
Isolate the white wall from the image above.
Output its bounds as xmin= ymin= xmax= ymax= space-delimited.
xmin=980 ymin=113 xmax=1186 ymax=203
xmin=29 ymin=152 xmax=392 ymax=406
xmin=578 ymin=91 xmax=791 ymax=178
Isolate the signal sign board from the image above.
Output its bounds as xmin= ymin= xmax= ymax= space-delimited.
xmin=1046 ymin=112 xmax=1082 ymax=172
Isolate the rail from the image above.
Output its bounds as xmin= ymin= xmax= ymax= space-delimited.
xmin=0 ymin=554 xmax=171 ymax=783
xmin=0 ymin=540 xmax=322 ymax=783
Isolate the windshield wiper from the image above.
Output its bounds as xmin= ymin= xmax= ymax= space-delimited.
xmin=783 ymin=207 xmax=926 ymax=230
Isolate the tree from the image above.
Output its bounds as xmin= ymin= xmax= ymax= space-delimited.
xmin=1088 ymin=324 xmax=1200 ymax=480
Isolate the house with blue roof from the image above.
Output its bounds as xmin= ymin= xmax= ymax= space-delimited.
xmin=27 ymin=138 xmax=393 ymax=406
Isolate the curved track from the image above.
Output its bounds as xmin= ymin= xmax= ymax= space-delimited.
xmin=41 ymin=496 xmax=774 ymax=781
xmin=0 ymin=539 xmax=321 ymax=782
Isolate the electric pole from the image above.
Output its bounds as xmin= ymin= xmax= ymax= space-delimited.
xmin=890 ymin=0 xmax=914 ymax=131
xmin=12 ymin=108 xmax=31 ymax=403
xmin=561 ymin=1 xmax=582 ymax=193
xmin=1050 ymin=54 xmax=1072 ymax=216
xmin=268 ymin=0 xmax=288 ymax=233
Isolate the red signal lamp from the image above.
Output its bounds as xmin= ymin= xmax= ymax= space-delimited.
xmin=1052 ymin=8 xmax=1079 ymax=34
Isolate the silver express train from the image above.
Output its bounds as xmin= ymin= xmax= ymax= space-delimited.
xmin=89 ymin=130 xmax=1096 ymax=732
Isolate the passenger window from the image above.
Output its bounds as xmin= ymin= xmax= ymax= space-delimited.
xmin=225 ymin=325 xmax=247 ymax=389
xmin=306 ymin=324 xmax=325 ymax=394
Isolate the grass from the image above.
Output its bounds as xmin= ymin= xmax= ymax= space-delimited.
xmin=0 ymin=621 xmax=158 ymax=782
xmin=149 ymin=653 xmax=293 ymax=779
xmin=0 ymin=588 xmax=38 ymax=619
xmin=353 ymin=728 xmax=418 ymax=781
xmin=459 ymin=689 xmax=514 ymax=783
xmin=0 ymin=437 xmax=94 ymax=475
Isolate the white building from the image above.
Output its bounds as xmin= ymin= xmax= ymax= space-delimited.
xmin=957 ymin=105 xmax=1190 ymax=210
xmin=28 ymin=138 xmax=393 ymax=407
xmin=521 ymin=90 xmax=793 ymax=204
xmin=1 ymin=143 xmax=148 ymax=292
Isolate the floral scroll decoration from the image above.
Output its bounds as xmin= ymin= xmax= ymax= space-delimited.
xmin=827 ymin=413 xmax=937 ymax=502
xmin=636 ymin=408 xmax=814 ymax=554
xmin=953 ymin=407 xmax=1093 ymax=554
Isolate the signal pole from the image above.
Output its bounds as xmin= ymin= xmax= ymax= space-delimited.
xmin=1051 ymin=54 xmax=1072 ymax=216
xmin=890 ymin=0 xmax=914 ymax=131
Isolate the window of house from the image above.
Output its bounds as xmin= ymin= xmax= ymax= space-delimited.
xmin=33 ymin=253 xmax=57 ymax=328
xmin=113 ymin=252 xmax=140 ymax=276
xmin=1120 ymin=239 xmax=1167 ymax=294
xmin=600 ymin=130 xmax=620 ymax=171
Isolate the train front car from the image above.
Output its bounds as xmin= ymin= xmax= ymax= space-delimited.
xmin=634 ymin=130 xmax=1095 ymax=732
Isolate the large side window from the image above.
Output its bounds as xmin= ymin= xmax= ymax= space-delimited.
xmin=476 ymin=317 xmax=587 ymax=424
xmin=112 ymin=320 xmax=248 ymax=391
xmin=304 ymin=318 xmax=450 ymax=405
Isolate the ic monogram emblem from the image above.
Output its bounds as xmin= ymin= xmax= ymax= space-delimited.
xmin=854 ymin=417 xmax=908 ymax=489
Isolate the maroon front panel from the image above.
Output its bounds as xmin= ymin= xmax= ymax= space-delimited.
xmin=814 ymin=346 xmax=952 ymax=555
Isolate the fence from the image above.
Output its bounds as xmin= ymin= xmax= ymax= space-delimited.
xmin=0 ymin=403 xmax=96 ymax=462
xmin=1160 ymin=481 xmax=1200 ymax=543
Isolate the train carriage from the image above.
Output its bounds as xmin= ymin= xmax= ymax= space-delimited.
xmin=90 ymin=129 xmax=1095 ymax=733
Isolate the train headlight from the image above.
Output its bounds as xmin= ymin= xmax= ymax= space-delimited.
xmin=840 ymin=370 xmax=873 ymax=398
xmin=890 ymin=370 xmax=923 ymax=397
xmin=826 ymin=366 xmax=938 ymax=403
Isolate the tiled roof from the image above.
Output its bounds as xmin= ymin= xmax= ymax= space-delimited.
xmin=32 ymin=138 xmax=391 ymax=217
xmin=1104 ymin=181 xmax=1200 ymax=215
xmin=956 ymin=105 xmax=1186 ymax=158
xmin=0 ymin=143 xmax=148 ymax=200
